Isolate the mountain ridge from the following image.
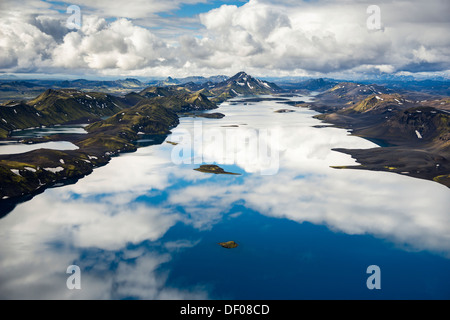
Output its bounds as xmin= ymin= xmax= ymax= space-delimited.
xmin=0 ymin=89 xmax=131 ymax=138
xmin=308 ymin=85 xmax=450 ymax=187
xmin=1 ymin=71 xmax=276 ymax=208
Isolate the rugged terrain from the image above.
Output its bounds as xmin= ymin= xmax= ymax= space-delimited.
xmin=300 ymin=83 xmax=450 ymax=188
xmin=0 ymin=78 xmax=149 ymax=103
xmin=3 ymin=72 xmax=447 ymax=214
xmin=0 ymin=72 xmax=281 ymax=215
xmin=156 ymin=71 xmax=282 ymax=103
xmin=0 ymin=89 xmax=130 ymax=138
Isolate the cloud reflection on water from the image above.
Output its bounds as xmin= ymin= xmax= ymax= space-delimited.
xmin=167 ymin=101 xmax=450 ymax=255
xmin=0 ymin=97 xmax=449 ymax=299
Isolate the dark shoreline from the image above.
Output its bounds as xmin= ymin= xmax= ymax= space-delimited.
xmin=0 ymin=103 xmax=181 ymax=216
xmin=0 ymin=73 xmax=285 ymax=215
xmin=0 ymin=132 xmax=171 ymax=218
xmin=299 ymin=100 xmax=450 ymax=188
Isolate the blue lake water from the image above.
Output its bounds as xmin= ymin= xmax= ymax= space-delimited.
xmin=0 ymin=96 xmax=449 ymax=300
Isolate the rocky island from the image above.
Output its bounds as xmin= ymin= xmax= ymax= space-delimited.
xmin=218 ymin=241 xmax=239 ymax=249
xmin=194 ymin=165 xmax=241 ymax=175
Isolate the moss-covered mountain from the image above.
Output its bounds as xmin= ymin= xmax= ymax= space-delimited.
xmin=308 ymin=82 xmax=392 ymax=113
xmin=0 ymin=77 xmax=223 ymax=207
xmin=209 ymin=72 xmax=282 ymax=103
xmin=316 ymin=93 xmax=449 ymax=147
xmin=0 ymin=89 xmax=130 ymax=138
xmin=141 ymin=91 xmax=216 ymax=112
xmin=122 ymin=86 xmax=217 ymax=112
xmin=313 ymin=91 xmax=450 ymax=187
xmin=0 ymin=101 xmax=180 ymax=208
xmin=0 ymin=72 xmax=280 ymax=209
xmin=81 ymin=103 xmax=179 ymax=154
xmin=0 ymin=85 xmax=218 ymax=140
xmin=0 ymin=87 xmax=197 ymax=208
xmin=150 ymin=72 xmax=283 ymax=104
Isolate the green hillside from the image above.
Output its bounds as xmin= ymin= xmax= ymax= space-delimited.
xmin=0 ymin=89 xmax=129 ymax=138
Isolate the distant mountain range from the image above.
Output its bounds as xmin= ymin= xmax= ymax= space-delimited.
xmin=0 ymin=78 xmax=149 ymax=103
xmin=0 ymin=78 xmax=147 ymax=91
xmin=274 ymin=78 xmax=338 ymax=93
xmin=156 ymin=75 xmax=228 ymax=86
xmin=148 ymin=71 xmax=282 ymax=103
xmin=2 ymin=74 xmax=449 ymax=103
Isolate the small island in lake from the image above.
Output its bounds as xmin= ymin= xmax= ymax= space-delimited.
xmin=218 ymin=241 xmax=239 ymax=249
xmin=274 ymin=109 xmax=295 ymax=113
xmin=194 ymin=165 xmax=241 ymax=175
xmin=193 ymin=112 xmax=226 ymax=119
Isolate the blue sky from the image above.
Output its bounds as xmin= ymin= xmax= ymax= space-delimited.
xmin=158 ymin=0 xmax=247 ymax=18
xmin=46 ymin=0 xmax=248 ymax=18
xmin=0 ymin=0 xmax=449 ymax=79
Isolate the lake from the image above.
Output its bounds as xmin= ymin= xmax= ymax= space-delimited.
xmin=0 ymin=124 xmax=87 ymax=155
xmin=0 ymin=141 xmax=79 ymax=155
xmin=10 ymin=124 xmax=88 ymax=139
xmin=0 ymin=96 xmax=449 ymax=300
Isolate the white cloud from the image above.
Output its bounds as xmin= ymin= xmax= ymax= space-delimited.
xmin=0 ymin=0 xmax=449 ymax=77
xmin=0 ymin=16 xmax=56 ymax=72
xmin=186 ymin=0 xmax=450 ymax=75
xmin=51 ymin=16 xmax=176 ymax=71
